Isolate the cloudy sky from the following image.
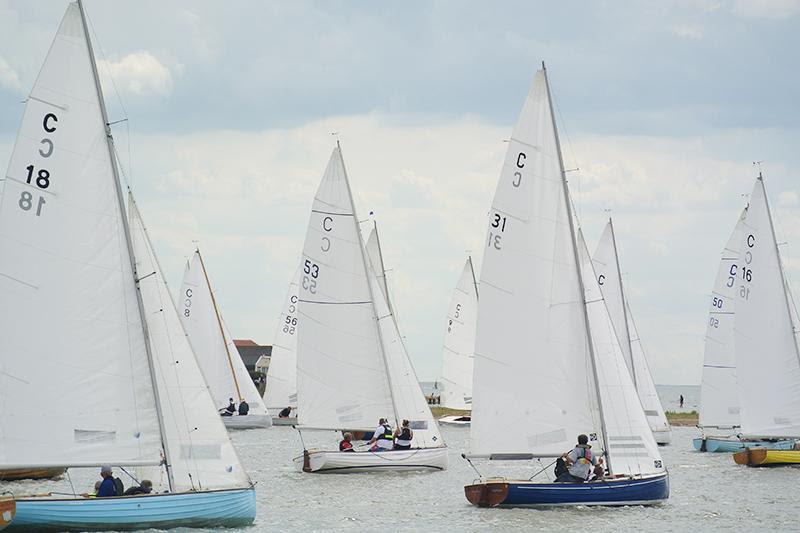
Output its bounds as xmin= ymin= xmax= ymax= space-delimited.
xmin=1 ymin=0 xmax=798 ymax=385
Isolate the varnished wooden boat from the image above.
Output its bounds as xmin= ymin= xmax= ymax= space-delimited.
xmin=0 ymin=495 xmax=16 ymax=531
xmin=734 ymin=447 xmax=800 ymax=466
xmin=0 ymin=468 xmax=66 ymax=481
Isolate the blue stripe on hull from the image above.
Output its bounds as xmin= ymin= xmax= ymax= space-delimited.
xmin=501 ymin=474 xmax=669 ymax=507
xmin=9 ymin=487 xmax=255 ymax=531
xmin=694 ymin=437 xmax=796 ymax=453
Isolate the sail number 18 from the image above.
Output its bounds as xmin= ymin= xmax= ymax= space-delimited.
xmin=18 ymin=112 xmax=57 ymax=217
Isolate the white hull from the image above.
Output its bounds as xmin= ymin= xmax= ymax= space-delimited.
xmin=293 ymin=447 xmax=449 ymax=473
xmin=272 ymin=417 xmax=297 ymax=426
xmin=653 ymin=427 xmax=672 ymax=446
xmin=222 ymin=414 xmax=273 ymax=430
xmin=438 ymin=415 xmax=471 ymax=426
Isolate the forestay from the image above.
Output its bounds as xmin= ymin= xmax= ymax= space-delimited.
xmin=264 ymin=268 xmax=300 ymax=414
xmin=699 ymin=209 xmax=747 ymax=431
xmin=440 ymin=257 xmax=478 ymax=411
xmin=735 ymin=177 xmax=800 ymax=438
xmin=592 ymin=221 xmax=669 ymax=437
xmin=579 ymin=232 xmax=664 ymax=477
xmin=469 ymin=69 xmax=602 ymax=459
xmin=296 ymin=146 xmax=394 ymax=431
xmin=179 ymin=250 xmax=267 ymax=415
xmin=129 ymin=197 xmax=251 ymax=491
xmin=0 ymin=3 xmax=163 ymax=469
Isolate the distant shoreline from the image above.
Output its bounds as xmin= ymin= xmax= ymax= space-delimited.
xmin=430 ymin=407 xmax=699 ymax=427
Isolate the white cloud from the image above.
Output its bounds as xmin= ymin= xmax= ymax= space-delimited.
xmin=98 ymin=51 xmax=176 ymax=97
xmin=778 ymin=190 xmax=798 ymax=206
xmin=731 ymin=0 xmax=800 ymax=18
xmin=672 ymin=24 xmax=704 ymax=39
xmin=0 ymin=55 xmax=20 ymax=91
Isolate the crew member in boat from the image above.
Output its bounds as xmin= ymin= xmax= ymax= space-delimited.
xmin=123 ymin=479 xmax=153 ymax=496
xmin=339 ymin=432 xmax=355 ymax=452
xmin=393 ymin=419 xmax=413 ymax=450
xmin=97 ymin=465 xmax=120 ymax=497
xmin=238 ymin=399 xmax=249 ymax=416
xmin=221 ymin=398 xmax=236 ymax=417
xmin=279 ymin=406 xmax=293 ymax=418
xmin=369 ymin=418 xmax=395 ymax=452
xmin=556 ymin=434 xmax=602 ymax=483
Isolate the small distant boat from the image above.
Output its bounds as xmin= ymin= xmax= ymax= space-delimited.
xmin=463 ymin=64 xmax=667 ymax=507
xmin=0 ymin=468 xmax=65 ymax=481
xmin=692 ymin=437 xmax=795 ymax=453
xmin=180 ymin=248 xmax=272 ymax=430
xmin=438 ymin=415 xmax=471 ymax=426
xmin=439 ymin=257 xmax=479 ymax=416
xmin=293 ymin=144 xmax=447 ymax=473
xmin=730 ymin=172 xmax=800 ymax=466
xmin=592 ymin=219 xmax=671 ymax=446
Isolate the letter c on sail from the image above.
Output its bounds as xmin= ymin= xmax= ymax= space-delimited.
xmin=747 ymin=234 xmax=755 ymax=248
xmin=598 ymin=274 xmax=605 ymax=286
xmin=516 ymin=152 xmax=526 ymax=168
xmin=321 ymin=237 xmax=331 ymax=252
xmin=43 ymin=113 xmax=58 ymax=133
xmin=323 ymin=216 xmax=333 ymax=232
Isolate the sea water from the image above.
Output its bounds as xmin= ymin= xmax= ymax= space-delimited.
xmin=4 ymin=383 xmax=796 ymax=532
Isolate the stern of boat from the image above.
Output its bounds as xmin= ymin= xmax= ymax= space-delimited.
xmin=465 ymin=480 xmax=509 ymax=507
xmin=0 ymin=496 xmax=15 ymax=531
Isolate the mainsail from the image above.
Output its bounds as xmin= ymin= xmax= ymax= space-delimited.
xmin=592 ymin=220 xmax=670 ymax=438
xmin=130 ymin=197 xmax=251 ymax=491
xmin=440 ymin=257 xmax=479 ymax=411
xmin=0 ymin=2 xmax=163 ymax=469
xmin=264 ymin=269 xmax=300 ymax=414
xmin=699 ymin=208 xmax=747 ymax=431
xmin=735 ymin=176 xmax=800 ymax=438
xmin=179 ymin=249 xmax=267 ymax=415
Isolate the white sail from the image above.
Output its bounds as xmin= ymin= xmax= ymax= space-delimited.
xmin=296 ymin=147 xmax=394 ymax=431
xmin=264 ymin=268 xmax=300 ymax=414
xmin=371 ymin=271 xmax=444 ymax=447
xmin=129 ymin=197 xmax=251 ymax=491
xmin=578 ymin=231 xmax=665 ymax=477
xmin=366 ymin=225 xmax=392 ymax=311
xmin=591 ymin=221 xmax=669 ymax=437
xmin=735 ymin=177 xmax=800 ymax=438
xmin=699 ymin=208 xmax=747 ymax=431
xmin=179 ymin=250 xmax=267 ymax=415
xmin=0 ymin=2 xmax=163 ymax=469
xmin=440 ymin=257 xmax=478 ymax=411
xmin=469 ymin=69 xmax=602 ymax=458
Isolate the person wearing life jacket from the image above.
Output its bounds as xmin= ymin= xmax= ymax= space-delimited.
xmin=368 ymin=418 xmax=394 ymax=452
xmin=556 ymin=434 xmax=602 ymax=483
xmin=339 ymin=432 xmax=355 ymax=452
xmin=393 ymin=419 xmax=413 ymax=450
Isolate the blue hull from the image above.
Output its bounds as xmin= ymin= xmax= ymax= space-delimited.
xmin=8 ymin=487 xmax=255 ymax=531
xmin=466 ymin=473 xmax=668 ymax=507
xmin=693 ymin=437 xmax=796 ymax=453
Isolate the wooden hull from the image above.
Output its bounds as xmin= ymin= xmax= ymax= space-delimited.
xmin=293 ymin=447 xmax=449 ymax=473
xmin=0 ymin=468 xmax=66 ymax=481
xmin=6 ymin=487 xmax=255 ymax=531
xmin=222 ymin=414 xmax=272 ymax=429
xmin=734 ymin=447 xmax=800 ymax=466
xmin=0 ymin=496 xmax=15 ymax=531
xmin=694 ymin=436 xmax=796 ymax=453
xmin=465 ymin=473 xmax=669 ymax=507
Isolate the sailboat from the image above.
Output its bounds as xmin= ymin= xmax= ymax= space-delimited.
xmin=263 ymin=269 xmax=300 ymax=426
xmin=592 ymin=219 xmax=671 ymax=445
xmin=732 ymin=173 xmax=800 ymax=466
xmin=0 ymin=3 xmax=255 ymax=529
xmin=463 ymin=65 xmax=668 ymax=507
xmin=292 ymin=144 xmax=447 ymax=473
xmin=439 ymin=257 xmax=478 ymax=426
xmin=179 ymin=248 xmax=272 ymax=429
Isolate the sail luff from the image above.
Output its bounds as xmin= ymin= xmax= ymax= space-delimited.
xmin=338 ymin=143 xmax=401 ymax=426
xmin=542 ymin=63 xmax=612 ymax=473
xmin=78 ymin=0 xmax=173 ymax=489
xmin=196 ymin=248 xmax=243 ymax=401
xmin=608 ymin=218 xmax=636 ymax=388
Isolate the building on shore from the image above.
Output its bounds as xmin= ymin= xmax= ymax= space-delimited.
xmin=234 ymin=339 xmax=272 ymax=373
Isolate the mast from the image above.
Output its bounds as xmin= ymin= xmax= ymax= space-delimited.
xmin=467 ymin=255 xmax=479 ymax=299
xmin=608 ymin=217 xmax=636 ymax=388
xmin=542 ymin=62 xmax=612 ymax=473
xmin=77 ymin=0 xmax=174 ymax=490
xmin=338 ymin=141 xmax=401 ymax=427
xmin=196 ymin=248 xmax=243 ymax=401
xmin=758 ymin=173 xmax=800 ymax=366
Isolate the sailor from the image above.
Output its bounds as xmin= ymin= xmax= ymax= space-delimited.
xmin=238 ymin=399 xmax=250 ymax=416
xmin=278 ymin=406 xmax=292 ymax=418
xmin=556 ymin=434 xmax=602 ymax=483
xmin=96 ymin=465 xmax=118 ymax=497
xmin=339 ymin=432 xmax=355 ymax=452
xmin=368 ymin=418 xmax=394 ymax=452
xmin=222 ymin=398 xmax=236 ymax=417
xmin=123 ymin=479 xmax=153 ymax=496
xmin=393 ymin=419 xmax=413 ymax=450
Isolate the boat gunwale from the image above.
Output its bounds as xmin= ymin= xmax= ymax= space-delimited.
xmin=14 ymin=485 xmax=254 ymax=502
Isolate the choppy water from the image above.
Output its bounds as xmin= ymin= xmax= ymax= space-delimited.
xmin=3 ymin=422 xmax=799 ymax=532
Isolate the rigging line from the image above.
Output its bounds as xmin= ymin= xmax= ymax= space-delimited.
xmin=551 ymin=76 xmax=582 ymax=221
